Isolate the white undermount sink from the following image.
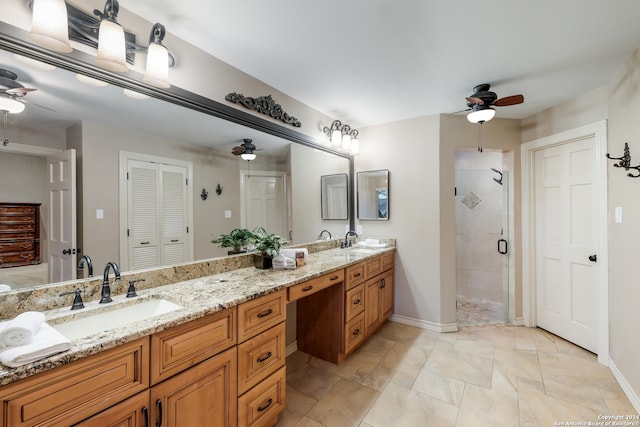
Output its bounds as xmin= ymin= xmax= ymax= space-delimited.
xmin=51 ymin=298 xmax=183 ymax=340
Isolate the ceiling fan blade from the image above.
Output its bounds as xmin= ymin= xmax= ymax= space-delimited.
xmin=231 ymin=146 xmax=245 ymax=155
xmin=495 ymin=94 xmax=524 ymax=106
xmin=465 ymin=96 xmax=484 ymax=105
xmin=449 ymin=108 xmax=472 ymax=115
xmin=6 ymin=87 xmax=37 ymax=97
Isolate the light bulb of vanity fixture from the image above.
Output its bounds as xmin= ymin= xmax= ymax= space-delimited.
xmin=350 ymin=136 xmax=359 ymax=155
xmin=29 ymin=0 xmax=72 ymax=53
xmin=143 ymin=23 xmax=171 ymax=89
xmin=95 ymin=0 xmax=128 ymax=73
xmin=0 ymin=98 xmax=26 ymax=114
xmin=341 ymin=132 xmax=351 ymax=152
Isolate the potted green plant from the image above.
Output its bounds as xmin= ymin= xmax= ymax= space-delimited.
xmin=252 ymin=227 xmax=288 ymax=269
xmin=210 ymin=228 xmax=255 ymax=255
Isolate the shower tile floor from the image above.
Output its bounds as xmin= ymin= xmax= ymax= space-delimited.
xmin=456 ymin=295 xmax=505 ymax=326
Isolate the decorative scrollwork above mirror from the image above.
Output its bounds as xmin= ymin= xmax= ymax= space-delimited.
xmin=225 ymin=93 xmax=301 ymax=128
xmin=357 ymin=169 xmax=389 ymax=220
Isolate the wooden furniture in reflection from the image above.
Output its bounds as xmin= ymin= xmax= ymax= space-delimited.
xmin=0 ymin=203 xmax=41 ymax=268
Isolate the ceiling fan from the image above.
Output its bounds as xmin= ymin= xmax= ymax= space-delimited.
xmin=463 ymin=83 xmax=524 ymax=124
xmin=0 ymin=69 xmax=38 ymax=114
xmin=232 ymin=138 xmax=258 ymax=161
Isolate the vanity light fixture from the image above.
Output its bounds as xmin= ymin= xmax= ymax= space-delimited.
xmin=323 ymin=120 xmax=360 ymax=155
xmin=94 ymin=0 xmax=127 ymax=72
xmin=28 ymin=0 xmax=175 ymax=87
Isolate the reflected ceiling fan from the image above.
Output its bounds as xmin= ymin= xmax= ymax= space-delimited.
xmin=232 ymin=138 xmax=258 ymax=161
xmin=463 ymin=83 xmax=524 ymax=124
xmin=0 ymin=69 xmax=38 ymax=114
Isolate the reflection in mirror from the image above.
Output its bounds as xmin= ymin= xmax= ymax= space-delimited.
xmin=0 ymin=43 xmax=349 ymax=292
xmin=357 ymin=170 xmax=389 ymax=220
xmin=321 ymin=173 xmax=348 ymax=220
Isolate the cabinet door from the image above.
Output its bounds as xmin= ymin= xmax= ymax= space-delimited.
xmin=150 ymin=347 xmax=237 ymax=427
xmin=380 ymin=269 xmax=394 ymax=319
xmin=364 ymin=277 xmax=380 ymax=336
xmin=74 ymin=391 xmax=149 ymax=427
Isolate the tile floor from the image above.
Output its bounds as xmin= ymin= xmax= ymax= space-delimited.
xmin=276 ymin=321 xmax=638 ymax=427
xmin=0 ymin=262 xmax=48 ymax=290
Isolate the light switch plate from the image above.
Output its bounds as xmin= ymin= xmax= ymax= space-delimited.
xmin=96 ymin=209 xmax=104 ymax=219
xmin=224 ymin=210 xmax=232 ymax=219
xmin=615 ymin=206 xmax=623 ymax=224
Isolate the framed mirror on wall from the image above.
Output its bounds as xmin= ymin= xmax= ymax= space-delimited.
xmin=321 ymin=173 xmax=348 ymax=220
xmin=357 ymin=169 xmax=389 ymax=220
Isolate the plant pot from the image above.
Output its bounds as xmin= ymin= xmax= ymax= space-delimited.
xmin=227 ymin=249 xmax=247 ymax=255
xmin=253 ymin=254 xmax=272 ymax=269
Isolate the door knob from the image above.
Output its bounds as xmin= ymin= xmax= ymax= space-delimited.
xmin=588 ymin=254 xmax=597 ymax=262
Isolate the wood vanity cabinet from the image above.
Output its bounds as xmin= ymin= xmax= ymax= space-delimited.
xmin=0 ymin=338 xmax=149 ymax=427
xmin=364 ymin=253 xmax=395 ymax=337
xmin=237 ymin=290 xmax=286 ymax=427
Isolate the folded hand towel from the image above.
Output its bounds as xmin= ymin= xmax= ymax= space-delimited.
xmin=0 ymin=323 xmax=71 ymax=367
xmin=0 ymin=284 xmax=11 ymax=292
xmin=0 ymin=311 xmax=46 ymax=347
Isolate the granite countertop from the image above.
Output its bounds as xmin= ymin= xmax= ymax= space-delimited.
xmin=0 ymin=245 xmax=394 ymax=386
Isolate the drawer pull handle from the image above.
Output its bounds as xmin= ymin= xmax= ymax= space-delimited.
xmin=142 ymin=407 xmax=149 ymax=427
xmin=257 ymin=351 xmax=273 ymax=363
xmin=353 ymin=299 xmax=361 ymax=305
xmin=155 ymin=399 xmax=163 ymax=427
xmin=352 ymin=328 xmax=361 ymax=336
xmin=170 ymin=239 xmax=179 ymax=242
xmin=330 ymin=275 xmax=339 ymax=281
xmin=302 ymin=285 xmax=313 ymax=292
xmin=354 ymin=272 xmax=362 ymax=277
xmin=380 ymin=278 xmax=386 ymax=289
xmin=257 ymin=308 xmax=273 ymax=318
xmin=141 ymin=241 xmax=151 ymax=245
xmin=257 ymin=398 xmax=273 ymax=412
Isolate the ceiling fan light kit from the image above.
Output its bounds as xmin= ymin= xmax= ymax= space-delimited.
xmin=29 ymin=0 xmax=174 ymax=88
xmin=232 ymin=139 xmax=258 ymax=161
xmin=463 ymin=83 xmax=524 ymax=124
xmin=467 ymin=105 xmax=495 ymax=124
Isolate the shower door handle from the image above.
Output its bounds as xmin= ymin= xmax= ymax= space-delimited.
xmin=497 ymin=239 xmax=508 ymax=255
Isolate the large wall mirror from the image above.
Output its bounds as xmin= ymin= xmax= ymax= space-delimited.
xmin=357 ymin=170 xmax=389 ymax=220
xmin=0 ymin=19 xmax=352 ymax=292
xmin=321 ymin=174 xmax=348 ymax=220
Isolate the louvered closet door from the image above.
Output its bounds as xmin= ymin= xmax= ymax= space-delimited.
xmin=127 ymin=161 xmax=188 ymax=270
xmin=128 ymin=160 xmax=160 ymax=270
xmin=161 ymin=166 xmax=188 ymax=265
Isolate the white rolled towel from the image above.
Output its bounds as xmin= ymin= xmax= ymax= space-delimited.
xmin=0 ymin=323 xmax=71 ymax=367
xmin=0 ymin=311 xmax=46 ymax=347
xmin=0 ymin=284 xmax=11 ymax=292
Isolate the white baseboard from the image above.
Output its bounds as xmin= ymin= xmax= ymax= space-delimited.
xmin=513 ymin=317 xmax=524 ymax=326
xmin=285 ymin=341 xmax=298 ymax=357
xmin=390 ymin=314 xmax=458 ymax=333
xmin=609 ymin=358 xmax=640 ymax=414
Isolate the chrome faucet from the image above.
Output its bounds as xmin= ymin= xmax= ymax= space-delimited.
xmin=343 ymin=231 xmax=359 ymax=248
xmin=77 ymin=255 xmax=93 ymax=278
xmin=100 ymin=262 xmax=121 ymax=304
xmin=318 ymin=229 xmax=332 ymax=240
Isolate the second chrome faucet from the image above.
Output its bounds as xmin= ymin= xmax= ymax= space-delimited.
xmin=100 ymin=262 xmax=121 ymax=304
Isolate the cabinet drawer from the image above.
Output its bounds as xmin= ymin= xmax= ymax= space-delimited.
xmin=382 ymin=251 xmax=395 ymax=271
xmin=151 ymin=307 xmax=236 ymax=385
xmin=365 ymin=256 xmax=383 ymax=277
xmin=0 ymin=223 xmax=35 ymax=232
xmin=344 ymin=312 xmax=365 ymax=354
xmin=0 ymin=240 xmax=35 ymax=253
xmin=0 ymin=338 xmax=149 ymax=427
xmin=74 ymin=390 xmax=149 ymax=427
xmin=345 ymin=284 xmax=364 ymax=322
xmin=0 ymin=206 xmax=35 ymax=215
xmin=345 ymin=262 xmax=366 ymax=290
xmin=287 ymin=270 xmax=344 ymax=302
xmin=238 ymin=366 xmax=286 ymax=427
xmin=238 ymin=290 xmax=286 ymax=343
xmin=0 ymin=252 xmax=35 ymax=264
xmin=238 ymin=322 xmax=285 ymax=395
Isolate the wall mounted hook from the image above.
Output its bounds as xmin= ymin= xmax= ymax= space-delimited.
xmin=606 ymin=142 xmax=640 ymax=178
xmin=216 ymin=183 xmax=223 ymax=195
xmin=200 ymin=188 xmax=208 ymax=200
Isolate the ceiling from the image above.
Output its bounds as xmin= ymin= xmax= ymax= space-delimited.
xmin=118 ymin=0 xmax=640 ymax=127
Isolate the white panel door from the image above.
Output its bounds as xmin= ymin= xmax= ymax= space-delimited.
xmin=243 ymin=174 xmax=287 ymax=238
xmin=47 ymin=149 xmax=76 ymax=283
xmin=534 ymin=137 xmax=598 ymax=352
